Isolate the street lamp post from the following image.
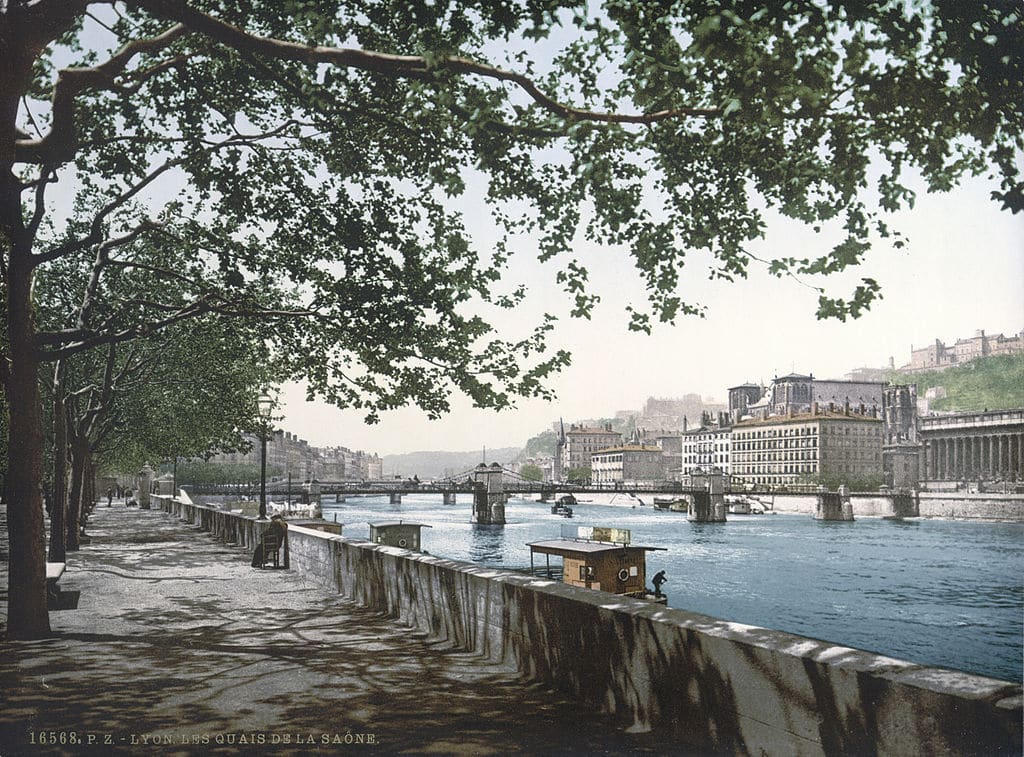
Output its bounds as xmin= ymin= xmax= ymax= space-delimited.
xmin=257 ymin=393 xmax=273 ymax=520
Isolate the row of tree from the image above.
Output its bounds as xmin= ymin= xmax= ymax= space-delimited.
xmin=3 ymin=2 xmax=1020 ymax=639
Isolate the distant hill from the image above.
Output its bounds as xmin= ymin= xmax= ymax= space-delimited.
xmin=890 ymin=354 xmax=1024 ymax=411
xmin=381 ymin=447 xmax=520 ymax=479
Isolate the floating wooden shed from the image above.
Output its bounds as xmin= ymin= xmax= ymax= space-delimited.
xmin=527 ymin=526 xmax=666 ymax=600
xmin=369 ymin=521 xmax=432 ymax=551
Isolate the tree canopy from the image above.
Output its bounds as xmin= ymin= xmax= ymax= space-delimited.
xmin=2 ymin=0 xmax=1021 ymax=637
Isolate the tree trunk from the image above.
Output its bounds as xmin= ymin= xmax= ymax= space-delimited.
xmin=2 ymin=3 xmax=84 ymax=640
xmin=48 ymin=364 xmax=68 ymax=562
xmin=66 ymin=439 xmax=88 ymax=552
xmin=81 ymin=453 xmax=96 ymax=530
xmin=3 ymin=219 xmax=50 ymax=639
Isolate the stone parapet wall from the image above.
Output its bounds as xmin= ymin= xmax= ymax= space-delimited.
xmin=157 ymin=498 xmax=1023 ymax=755
xmin=767 ymin=492 xmax=1023 ymax=521
xmin=761 ymin=494 xmax=817 ymax=514
xmin=918 ymin=492 xmax=1024 ymax=521
xmin=153 ymin=495 xmax=269 ymax=550
xmin=767 ymin=494 xmax=898 ymax=517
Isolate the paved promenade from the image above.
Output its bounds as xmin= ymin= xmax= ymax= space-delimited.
xmin=0 ymin=504 xmax=668 ymax=756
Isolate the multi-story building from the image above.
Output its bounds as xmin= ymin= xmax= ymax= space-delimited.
xmin=906 ymin=329 xmax=1023 ymax=372
xmin=681 ymin=421 xmax=732 ymax=476
xmin=652 ymin=433 xmax=683 ymax=481
xmin=590 ymin=446 xmax=666 ymax=484
xmin=199 ymin=431 xmax=380 ymax=482
xmin=731 ymin=407 xmax=883 ymax=489
xmin=556 ymin=422 xmax=622 ymax=481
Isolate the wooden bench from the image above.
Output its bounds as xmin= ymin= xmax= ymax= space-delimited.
xmin=46 ymin=561 xmax=77 ymax=610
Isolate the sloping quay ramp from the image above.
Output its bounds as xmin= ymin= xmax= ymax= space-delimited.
xmin=162 ymin=499 xmax=1022 ymax=755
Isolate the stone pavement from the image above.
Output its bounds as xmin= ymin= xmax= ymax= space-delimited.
xmin=0 ymin=504 xmax=673 ymax=756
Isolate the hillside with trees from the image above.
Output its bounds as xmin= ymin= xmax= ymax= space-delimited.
xmin=890 ymin=355 xmax=1024 ymax=412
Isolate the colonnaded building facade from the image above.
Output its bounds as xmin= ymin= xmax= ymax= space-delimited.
xmin=919 ymin=409 xmax=1024 ymax=483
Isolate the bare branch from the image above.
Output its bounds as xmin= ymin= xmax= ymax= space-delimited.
xmin=75 ymin=220 xmax=167 ymax=330
xmin=37 ymin=299 xmax=213 ymax=361
xmin=27 ymin=165 xmax=58 ymax=237
xmin=135 ymin=0 xmax=720 ymax=124
xmin=14 ymin=22 xmax=190 ymax=164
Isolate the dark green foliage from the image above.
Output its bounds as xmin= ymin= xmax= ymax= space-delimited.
xmin=19 ymin=2 xmax=1022 ymax=418
xmin=519 ymin=463 xmax=544 ymax=481
xmin=172 ymin=460 xmax=284 ymax=486
xmin=566 ymin=465 xmax=591 ymax=484
xmin=520 ymin=429 xmax=558 ymax=459
xmin=889 ymin=355 xmax=1024 ymax=412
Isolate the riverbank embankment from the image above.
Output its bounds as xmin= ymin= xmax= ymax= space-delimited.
xmin=0 ymin=503 xmax=668 ymax=755
xmin=155 ymin=496 xmax=1022 ymax=755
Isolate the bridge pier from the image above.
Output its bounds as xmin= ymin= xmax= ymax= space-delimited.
xmin=389 ymin=492 xmax=402 ymax=505
xmin=442 ymin=492 xmax=456 ymax=506
xmin=814 ymin=486 xmax=854 ymax=521
xmin=687 ymin=469 xmax=727 ymax=523
xmin=539 ymin=484 xmax=555 ymax=503
xmin=471 ymin=463 xmax=506 ymax=525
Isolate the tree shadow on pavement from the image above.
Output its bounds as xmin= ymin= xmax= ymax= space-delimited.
xmin=0 ymin=507 xmax=673 ymax=756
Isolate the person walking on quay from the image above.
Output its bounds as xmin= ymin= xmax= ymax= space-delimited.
xmin=106 ymin=488 xmax=113 ymax=507
xmin=252 ymin=514 xmax=288 ymax=568
xmin=652 ymin=570 xmax=667 ymax=598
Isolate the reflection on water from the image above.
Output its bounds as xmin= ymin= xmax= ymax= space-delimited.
xmin=469 ymin=524 xmax=506 ymax=564
xmin=320 ymin=493 xmax=1023 ymax=682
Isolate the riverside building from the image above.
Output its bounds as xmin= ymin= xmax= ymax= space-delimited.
xmin=919 ymin=408 xmax=1024 ymax=483
xmin=590 ymin=445 xmax=667 ymax=485
xmin=556 ymin=422 xmax=622 ymax=481
xmin=731 ymin=405 xmax=883 ymax=488
xmin=681 ymin=420 xmax=732 ymax=476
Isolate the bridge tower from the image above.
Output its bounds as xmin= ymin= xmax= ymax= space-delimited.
xmin=687 ymin=468 xmax=727 ymax=523
xmin=471 ymin=463 xmax=506 ymax=525
xmin=814 ymin=484 xmax=854 ymax=521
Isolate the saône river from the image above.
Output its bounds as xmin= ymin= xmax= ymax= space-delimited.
xmin=319 ymin=494 xmax=1023 ymax=682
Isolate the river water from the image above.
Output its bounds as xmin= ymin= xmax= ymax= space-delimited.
xmin=319 ymin=494 xmax=1023 ymax=682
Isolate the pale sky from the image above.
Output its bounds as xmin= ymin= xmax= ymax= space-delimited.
xmin=35 ymin=12 xmax=1024 ymax=457
xmin=281 ymin=172 xmax=1023 ymax=455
